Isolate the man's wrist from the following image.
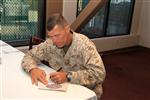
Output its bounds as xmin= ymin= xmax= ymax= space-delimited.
xmin=67 ymin=72 xmax=72 ymax=82
xmin=29 ymin=67 xmax=38 ymax=73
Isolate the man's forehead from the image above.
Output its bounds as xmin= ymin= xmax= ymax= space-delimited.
xmin=47 ymin=31 xmax=61 ymax=36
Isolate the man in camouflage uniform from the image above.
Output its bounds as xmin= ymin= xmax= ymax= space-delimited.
xmin=22 ymin=13 xmax=106 ymax=99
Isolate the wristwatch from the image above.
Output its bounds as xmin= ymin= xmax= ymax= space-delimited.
xmin=67 ymin=72 xmax=72 ymax=82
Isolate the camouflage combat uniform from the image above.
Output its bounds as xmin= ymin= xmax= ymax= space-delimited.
xmin=22 ymin=32 xmax=106 ymax=99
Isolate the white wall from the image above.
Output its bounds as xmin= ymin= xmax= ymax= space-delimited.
xmin=92 ymin=35 xmax=139 ymax=52
xmin=138 ymin=0 xmax=150 ymax=48
xmin=63 ymin=0 xmax=141 ymax=52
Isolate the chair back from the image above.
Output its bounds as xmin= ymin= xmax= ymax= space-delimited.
xmin=29 ymin=36 xmax=45 ymax=50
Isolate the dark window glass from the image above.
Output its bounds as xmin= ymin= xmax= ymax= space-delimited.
xmin=107 ymin=0 xmax=134 ymax=35
xmin=80 ymin=6 xmax=106 ymax=38
xmin=77 ymin=0 xmax=89 ymax=16
xmin=77 ymin=0 xmax=135 ymax=38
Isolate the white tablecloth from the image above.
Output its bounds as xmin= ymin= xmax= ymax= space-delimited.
xmin=0 ymin=40 xmax=97 ymax=100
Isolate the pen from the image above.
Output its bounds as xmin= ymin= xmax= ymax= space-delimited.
xmin=57 ymin=67 xmax=62 ymax=72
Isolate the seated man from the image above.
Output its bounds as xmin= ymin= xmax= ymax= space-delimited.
xmin=21 ymin=13 xmax=106 ymax=99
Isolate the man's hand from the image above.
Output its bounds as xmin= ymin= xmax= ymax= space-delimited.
xmin=49 ymin=72 xmax=67 ymax=84
xmin=29 ymin=68 xmax=48 ymax=86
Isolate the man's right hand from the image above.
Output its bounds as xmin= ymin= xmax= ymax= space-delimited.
xmin=29 ymin=68 xmax=48 ymax=86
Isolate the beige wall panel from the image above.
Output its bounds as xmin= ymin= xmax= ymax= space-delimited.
xmin=138 ymin=0 xmax=150 ymax=48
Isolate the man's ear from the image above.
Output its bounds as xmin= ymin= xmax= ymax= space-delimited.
xmin=65 ymin=25 xmax=71 ymax=33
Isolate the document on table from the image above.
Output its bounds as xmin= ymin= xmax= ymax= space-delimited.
xmin=38 ymin=75 xmax=68 ymax=92
xmin=2 ymin=45 xmax=19 ymax=54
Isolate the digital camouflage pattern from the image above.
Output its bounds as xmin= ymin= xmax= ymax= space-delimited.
xmin=22 ymin=32 xmax=106 ymax=98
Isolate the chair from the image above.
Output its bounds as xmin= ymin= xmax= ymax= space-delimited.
xmin=29 ymin=36 xmax=45 ymax=50
xmin=29 ymin=36 xmax=50 ymax=67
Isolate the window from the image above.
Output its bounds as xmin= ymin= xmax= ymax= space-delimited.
xmin=0 ymin=0 xmax=45 ymax=46
xmin=77 ymin=0 xmax=135 ymax=38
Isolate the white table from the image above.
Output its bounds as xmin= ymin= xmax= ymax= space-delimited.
xmin=0 ymin=40 xmax=97 ymax=100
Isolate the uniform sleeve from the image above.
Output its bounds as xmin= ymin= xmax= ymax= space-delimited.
xmin=70 ymin=40 xmax=106 ymax=88
xmin=21 ymin=41 xmax=49 ymax=72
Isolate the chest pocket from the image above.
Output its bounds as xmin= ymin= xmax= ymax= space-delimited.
xmin=64 ymin=55 xmax=84 ymax=71
xmin=46 ymin=47 xmax=64 ymax=71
